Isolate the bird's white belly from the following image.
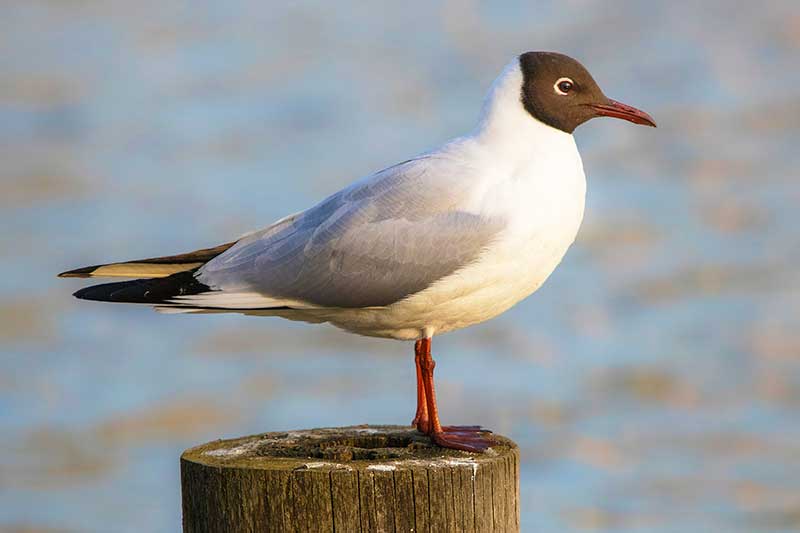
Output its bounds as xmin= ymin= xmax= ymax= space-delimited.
xmin=323 ymin=162 xmax=587 ymax=340
xmin=421 ymin=222 xmax=582 ymax=333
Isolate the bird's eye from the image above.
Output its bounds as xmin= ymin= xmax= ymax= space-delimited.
xmin=554 ymin=77 xmax=574 ymax=95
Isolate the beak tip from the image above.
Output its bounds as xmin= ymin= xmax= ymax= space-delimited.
xmin=593 ymin=99 xmax=657 ymax=129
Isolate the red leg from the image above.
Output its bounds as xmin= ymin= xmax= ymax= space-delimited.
xmin=412 ymin=340 xmax=430 ymax=433
xmin=417 ymin=337 xmax=495 ymax=452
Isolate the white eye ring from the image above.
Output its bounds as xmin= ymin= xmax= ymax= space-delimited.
xmin=554 ymin=77 xmax=574 ymax=95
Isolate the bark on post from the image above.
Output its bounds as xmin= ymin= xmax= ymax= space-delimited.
xmin=181 ymin=425 xmax=519 ymax=532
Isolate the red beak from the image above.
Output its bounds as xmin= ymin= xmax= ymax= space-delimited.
xmin=590 ymin=98 xmax=656 ymax=127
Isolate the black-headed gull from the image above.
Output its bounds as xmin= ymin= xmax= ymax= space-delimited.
xmin=61 ymin=52 xmax=655 ymax=452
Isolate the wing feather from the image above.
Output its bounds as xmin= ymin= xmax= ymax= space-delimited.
xmin=199 ymin=156 xmax=504 ymax=308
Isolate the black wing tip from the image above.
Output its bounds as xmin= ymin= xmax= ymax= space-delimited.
xmin=71 ymin=271 xmax=212 ymax=304
xmin=72 ymin=279 xmax=147 ymax=302
xmin=73 ymin=282 xmax=114 ymax=301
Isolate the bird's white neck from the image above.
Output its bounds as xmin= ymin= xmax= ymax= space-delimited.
xmin=471 ymin=59 xmax=577 ymax=166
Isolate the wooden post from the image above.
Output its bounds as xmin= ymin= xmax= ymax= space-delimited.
xmin=181 ymin=425 xmax=519 ymax=532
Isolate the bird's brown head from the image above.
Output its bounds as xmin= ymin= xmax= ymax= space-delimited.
xmin=519 ymin=51 xmax=656 ymax=133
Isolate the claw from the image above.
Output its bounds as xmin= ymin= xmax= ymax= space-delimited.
xmin=414 ymin=423 xmax=480 ymax=435
xmin=441 ymin=425 xmax=486 ymax=433
xmin=431 ymin=430 xmax=496 ymax=453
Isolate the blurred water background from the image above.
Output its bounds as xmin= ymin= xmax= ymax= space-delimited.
xmin=2 ymin=1 xmax=800 ymax=531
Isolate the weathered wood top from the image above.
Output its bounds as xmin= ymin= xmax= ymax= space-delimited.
xmin=182 ymin=424 xmax=516 ymax=471
xmin=181 ymin=425 xmax=520 ymax=532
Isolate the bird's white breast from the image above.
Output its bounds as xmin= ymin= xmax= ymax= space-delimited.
xmin=395 ymin=134 xmax=586 ymax=336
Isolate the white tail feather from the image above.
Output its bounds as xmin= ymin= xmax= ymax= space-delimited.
xmin=166 ymin=291 xmax=314 ymax=310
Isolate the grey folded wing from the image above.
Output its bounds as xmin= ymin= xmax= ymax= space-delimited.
xmin=198 ymin=158 xmax=504 ymax=308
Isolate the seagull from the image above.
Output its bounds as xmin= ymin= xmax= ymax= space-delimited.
xmin=60 ymin=52 xmax=655 ymax=452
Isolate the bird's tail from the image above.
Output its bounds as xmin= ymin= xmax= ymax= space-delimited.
xmin=59 ymin=239 xmax=294 ymax=313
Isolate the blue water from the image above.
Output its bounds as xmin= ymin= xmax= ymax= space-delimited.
xmin=2 ymin=1 xmax=800 ymax=531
